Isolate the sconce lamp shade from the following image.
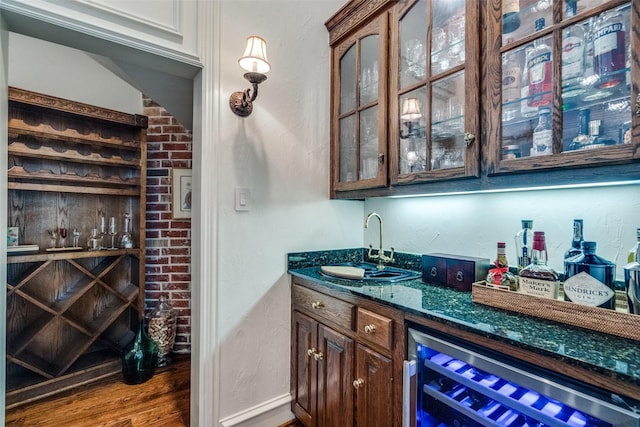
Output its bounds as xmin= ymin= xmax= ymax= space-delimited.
xmin=238 ymin=36 xmax=271 ymax=74
xmin=401 ymin=98 xmax=422 ymax=121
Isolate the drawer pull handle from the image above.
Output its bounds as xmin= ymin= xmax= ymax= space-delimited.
xmin=364 ymin=324 xmax=376 ymax=334
xmin=430 ymin=267 xmax=437 ymax=277
xmin=307 ymin=348 xmax=316 ymax=357
xmin=353 ymin=378 xmax=365 ymax=389
xmin=311 ymin=301 xmax=324 ymax=309
xmin=456 ymin=271 xmax=464 ymax=282
xmin=313 ymin=351 xmax=324 ymax=361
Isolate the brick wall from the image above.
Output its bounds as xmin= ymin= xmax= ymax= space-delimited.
xmin=143 ymin=96 xmax=192 ymax=354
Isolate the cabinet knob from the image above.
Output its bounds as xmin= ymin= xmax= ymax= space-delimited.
xmin=464 ymin=132 xmax=475 ymax=146
xmin=364 ymin=324 xmax=376 ymax=334
xmin=313 ymin=351 xmax=324 ymax=361
xmin=353 ymin=378 xmax=365 ymax=389
xmin=311 ymin=301 xmax=324 ymax=309
xmin=307 ymin=348 xmax=316 ymax=357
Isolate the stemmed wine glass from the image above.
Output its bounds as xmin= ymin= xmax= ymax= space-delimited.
xmin=58 ymin=221 xmax=67 ymax=248
xmin=108 ymin=216 xmax=118 ymax=249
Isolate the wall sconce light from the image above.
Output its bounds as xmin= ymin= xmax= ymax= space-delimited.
xmin=400 ymin=98 xmax=422 ymax=138
xmin=229 ymin=36 xmax=271 ymax=117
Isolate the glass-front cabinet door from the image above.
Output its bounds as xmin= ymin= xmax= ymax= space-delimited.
xmin=488 ymin=0 xmax=639 ymax=174
xmin=330 ymin=13 xmax=388 ymax=193
xmin=390 ymin=0 xmax=480 ymax=185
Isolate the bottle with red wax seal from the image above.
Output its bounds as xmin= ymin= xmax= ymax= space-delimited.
xmin=519 ymin=231 xmax=559 ymax=299
xmin=486 ymin=242 xmax=517 ymax=291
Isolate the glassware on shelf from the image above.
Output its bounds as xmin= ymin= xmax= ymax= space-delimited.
xmin=47 ymin=229 xmax=58 ymax=248
xmin=515 ymin=220 xmax=534 ymax=273
xmin=108 ymin=216 xmax=118 ymax=250
xmin=120 ymin=213 xmax=134 ymax=249
xmin=58 ymin=221 xmax=67 ymax=248
xmin=88 ymin=228 xmax=100 ymax=250
xmin=147 ymin=296 xmax=177 ymax=368
xmin=72 ymin=228 xmax=80 ymax=248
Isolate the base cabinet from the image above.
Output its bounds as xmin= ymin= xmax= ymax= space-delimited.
xmin=291 ymin=280 xmax=402 ymax=426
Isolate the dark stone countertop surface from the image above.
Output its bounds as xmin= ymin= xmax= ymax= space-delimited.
xmin=287 ymin=248 xmax=640 ymax=398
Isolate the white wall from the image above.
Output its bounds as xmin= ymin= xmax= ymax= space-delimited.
xmin=8 ymin=33 xmax=142 ymax=113
xmin=364 ymin=183 xmax=640 ymax=280
xmin=215 ymin=1 xmax=362 ymax=424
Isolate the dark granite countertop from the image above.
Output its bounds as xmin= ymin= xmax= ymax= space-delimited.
xmin=287 ymin=248 xmax=640 ymax=399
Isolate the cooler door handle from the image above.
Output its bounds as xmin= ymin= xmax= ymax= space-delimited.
xmin=403 ymin=360 xmax=416 ymax=427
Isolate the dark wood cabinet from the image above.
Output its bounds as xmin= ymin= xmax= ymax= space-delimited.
xmin=326 ymin=0 xmax=640 ymax=199
xmin=5 ymin=87 xmax=147 ymax=408
xmin=291 ymin=280 xmax=404 ymax=426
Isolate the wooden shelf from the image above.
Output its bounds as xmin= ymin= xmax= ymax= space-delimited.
xmin=5 ymin=87 xmax=147 ymax=406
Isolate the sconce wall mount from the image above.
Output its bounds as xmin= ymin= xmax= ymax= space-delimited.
xmin=229 ymin=36 xmax=270 ymax=117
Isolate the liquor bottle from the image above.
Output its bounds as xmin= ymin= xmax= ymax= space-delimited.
xmin=593 ymin=8 xmax=626 ymax=89
xmin=520 ymin=44 xmax=538 ymax=118
xmin=532 ymin=108 xmax=552 ymax=156
xmin=515 ymin=220 xmax=533 ymax=272
xmin=628 ymin=228 xmax=640 ymax=263
xmin=487 ymin=242 xmax=518 ymax=290
xmin=502 ymin=0 xmax=520 ymax=45
xmin=564 ymin=219 xmax=584 ymax=259
xmin=581 ymin=17 xmax=596 ymax=87
xmin=527 ymin=21 xmax=552 ymax=107
xmin=575 ymin=119 xmax=616 ymax=150
xmin=519 ymin=231 xmax=560 ymax=299
xmin=562 ymin=3 xmax=584 ymax=88
xmin=502 ymin=51 xmax=521 ymax=122
xmin=564 ymin=241 xmax=616 ymax=309
xmin=568 ymin=108 xmax=590 ymax=151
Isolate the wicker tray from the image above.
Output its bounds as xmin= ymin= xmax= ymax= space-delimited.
xmin=472 ymin=281 xmax=640 ymax=342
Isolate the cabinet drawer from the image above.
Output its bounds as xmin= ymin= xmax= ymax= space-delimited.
xmin=292 ymin=284 xmax=354 ymax=330
xmin=356 ymin=307 xmax=392 ymax=351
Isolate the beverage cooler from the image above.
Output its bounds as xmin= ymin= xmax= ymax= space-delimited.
xmin=403 ymin=326 xmax=640 ymax=427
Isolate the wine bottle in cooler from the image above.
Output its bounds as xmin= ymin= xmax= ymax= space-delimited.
xmin=564 ymin=241 xmax=616 ymax=309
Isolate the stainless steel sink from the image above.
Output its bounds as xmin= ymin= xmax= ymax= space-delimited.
xmin=319 ymin=262 xmax=420 ymax=283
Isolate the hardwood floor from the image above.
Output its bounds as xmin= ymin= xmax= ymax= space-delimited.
xmin=5 ymin=355 xmax=190 ymax=427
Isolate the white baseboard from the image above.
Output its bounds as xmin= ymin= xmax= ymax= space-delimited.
xmin=219 ymin=393 xmax=293 ymax=427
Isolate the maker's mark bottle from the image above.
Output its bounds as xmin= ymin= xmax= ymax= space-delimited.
xmin=519 ymin=231 xmax=559 ymax=299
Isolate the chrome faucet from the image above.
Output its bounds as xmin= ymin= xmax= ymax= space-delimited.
xmin=364 ymin=212 xmax=394 ymax=270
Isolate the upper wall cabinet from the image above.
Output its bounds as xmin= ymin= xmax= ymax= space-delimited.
xmin=389 ymin=0 xmax=480 ymax=187
xmin=326 ymin=0 xmax=640 ymax=199
xmin=486 ymin=0 xmax=640 ymax=176
xmin=0 ymin=0 xmax=201 ymax=74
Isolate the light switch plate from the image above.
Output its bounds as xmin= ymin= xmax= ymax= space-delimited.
xmin=235 ymin=188 xmax=251 ymax=211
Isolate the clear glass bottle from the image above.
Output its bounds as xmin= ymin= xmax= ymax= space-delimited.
xmin=148 ymin=296 xmax=177 ymax=367
xmin=502 ymin=0 xmax=520 ymax=45
xmin=532 ymin=108 xmax=552 ymax=156
xmin=515 ymin=220 xmax=534 ymax=272
xmin=593 ymin=8 xmax=626 ymax=89
xmin=564 ymin=241 xmax=616 ymax=309
xmin=119 ymin=213 xmax=134 ymax=249
xmin=562 ymin=3 xmax=584 ymax=88
xmin=527 ymin=21 xmax=552 ymax=108
xmin=520 ymin=44 xmax=538 ymax=119
xmin=502 ymin=51 xmax=521 ymax=122
xmin=628 ymin=228 xmax=640 ymax=263
xmin=568 ymin=108 xmax=590 ymax=151
xmin=519 ymin=231 xmax=560 ymax=299
xmin=564 ymin=219 xmax=584 ymax=259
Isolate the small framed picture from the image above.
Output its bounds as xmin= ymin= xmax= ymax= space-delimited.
xmin=172 ymin=168 xmax=192 ymax=219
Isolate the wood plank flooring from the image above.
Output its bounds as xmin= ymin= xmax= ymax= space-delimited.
xmin=5 ymin=355 xmax=190 ymax=427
